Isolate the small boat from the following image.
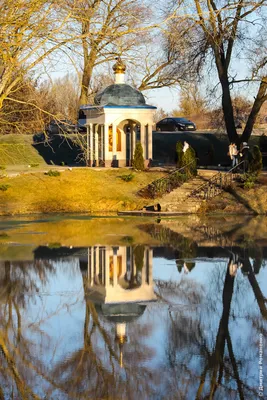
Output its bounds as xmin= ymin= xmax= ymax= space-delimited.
xmin=117 ymin=210 xmax=187 ymax=216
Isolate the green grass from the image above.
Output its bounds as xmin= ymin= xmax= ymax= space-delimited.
xmin=0 ymin=169 xmax=165 ymax=215
xmin=0 ymin=135 xmax=46 ymax=165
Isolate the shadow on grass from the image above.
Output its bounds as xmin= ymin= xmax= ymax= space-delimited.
xmin=32 ymin=134 xmax=85 ymax=166
xmin=226 ymin=186 xmax=258 ymax=215
xmin=192 ymin=170 xmax=262 ymax=215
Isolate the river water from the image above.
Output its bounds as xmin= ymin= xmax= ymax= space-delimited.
xmin=0 ymin=215 xmax=266 ymax=399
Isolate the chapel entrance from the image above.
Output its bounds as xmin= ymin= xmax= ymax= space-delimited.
xmin=118 ymin=119 xmax=140 ymax=167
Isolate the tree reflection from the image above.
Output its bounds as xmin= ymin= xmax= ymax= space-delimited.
xmin=0 ymin=259 xmax=56 ymax=399
xmin=0 ymin=221 xmax=266 ymax=399
xmin=158 ymin=260 xmax=262 ymax=399
xmin=146 ymin=224 xmax=265 ymax=399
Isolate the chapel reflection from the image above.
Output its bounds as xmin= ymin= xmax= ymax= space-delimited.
xmin=80 ymin=245 xmax=157 ymax=367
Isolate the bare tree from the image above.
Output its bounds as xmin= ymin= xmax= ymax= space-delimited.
xmin=62 ymin=0 xmax=152 ymax=106
xmin=168 ymin=1 xmax=267 ymax=143
xmin=0 ymin=0 xmax=74 ymax=111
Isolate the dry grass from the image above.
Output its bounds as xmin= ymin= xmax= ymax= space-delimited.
xmin=0 ymin=169 xmax=165 ymax=215
xmin=204 ymin=175 xmax=267 ymax=215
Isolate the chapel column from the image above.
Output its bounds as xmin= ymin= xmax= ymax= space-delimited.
xmin=148 ymin=249 xmax=153 ymax=285
xmin=95 ymin=246 xmax=99 ymax=283
xmin=94 ymin=126 xmax=99 ymax=166
xmin=140 ymin=124 xmax=146 ymax=159
xmin=105 ymin=249 xmax=110 ymax=287
xmin=112 ymin=124 xmax=117 ymax=161
xmin=112 ymin=248 xmax=118 ymax=287
xmin=132 ymin=125 xmax=136 ymax=161
xmin=88 ymin=247 xmax=94 ymax=285
xmin=104 ymin=124 xmax=109 ymax=166
xmin=89 ymin=123 xmax=93 ymax=167
xmin=86 ymin=124 xmax=92 ymax=166
xmin=141 ymin=247 xmax=147 ymax=285
xmin=148 ymin=124 xmax=153 ymax=160
xmin=100 ymin=125 xmax=104 ymax=163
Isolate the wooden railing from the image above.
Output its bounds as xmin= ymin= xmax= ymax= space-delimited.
xmin=138 ymin=160 xmax=197 ymax=199
xmin=189 ymin=161 xmax=246 ymax=200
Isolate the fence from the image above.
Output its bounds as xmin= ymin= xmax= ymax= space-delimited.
xmin=189 ymin=161 xmax=245 ymax=200
xmin=138 ymin=160 xmax=197 ymax=199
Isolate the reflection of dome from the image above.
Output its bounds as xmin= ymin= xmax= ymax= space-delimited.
xmin=94 ymin=84 xmax=146 ymax=106
xmin=95 ymin=303 xmax=146 ymax=324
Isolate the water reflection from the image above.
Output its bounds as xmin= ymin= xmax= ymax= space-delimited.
xmin=83 ymin=245 xmax=156 ymax=368
xmin=0 ymin=219 xmax=266 ymax=399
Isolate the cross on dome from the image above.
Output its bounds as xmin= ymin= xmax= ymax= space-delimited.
xmin=112 ymin=56 xmax=126 ymax=74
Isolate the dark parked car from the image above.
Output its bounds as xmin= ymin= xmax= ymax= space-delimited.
xmin=46 ymin=119 xmax=81 ymax=135
xmin=156 ymin=117 xmax=196 ymax=132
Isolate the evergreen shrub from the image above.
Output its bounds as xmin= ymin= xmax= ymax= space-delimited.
xmin=183 ymin=147 xmax=197 ymax=177
xmin=45 ymin=170 xmax=61 ymax=177
xmin=248 ymin=145 xmax=262 ymax=176
xmin=0 ymin=184 xmax=10 ymax=191
xmin=134 ymin=245 xmax=145 ymax=271
xmin=176 ymin=141 xmax=183 ymax=168
xmin=132 ymin=143 xmax=144 ymax=171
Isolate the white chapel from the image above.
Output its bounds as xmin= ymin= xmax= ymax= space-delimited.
xmin=80 ymin=58 xmax=156 ymax=167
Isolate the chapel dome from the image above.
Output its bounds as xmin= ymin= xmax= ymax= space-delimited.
xmin=94 ymin=84 xmax=146 ymax=106
xmin=95 ymin=303 xmax=146 ymax=324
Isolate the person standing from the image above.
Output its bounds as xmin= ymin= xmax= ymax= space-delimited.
xmin=231 ymin=143 xmax=239 ymax=167
xmin=183 ymin=141 xmax=189 ymax=153
xmin=228 ymin=142 xmax=238 ymax=168
xmin=228 ymin=143 xmax=233 ymax=165
xmin=240 ymin=142 xmax=250 ymax=171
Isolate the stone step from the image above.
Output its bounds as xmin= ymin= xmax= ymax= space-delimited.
xmin=160 ymin=170 xmax=217 ymax=213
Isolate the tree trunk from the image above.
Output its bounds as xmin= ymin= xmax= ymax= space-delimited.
xmin=79 ymin=60 xmax=95 ymax=106
xmin=220 ymin=73 xmax=239 ymax=144
xmin=79 ymin=22 xmax=98 ymax=107
xmin=244 ymin=257 xmax=267 ymax=320
xmin=209 ymin=266 xmax=235 ymax=397
xmin=241 ymin=78 xmax=267 ymax=143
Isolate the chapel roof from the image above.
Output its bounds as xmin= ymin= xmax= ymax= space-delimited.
xmin=94 ymin=57 xmax=147 ymax=107
xmin=94 ymin=83 xmax=146 ymax=106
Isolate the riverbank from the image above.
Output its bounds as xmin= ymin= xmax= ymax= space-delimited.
xmin=0 ymin=168 xmax=266 ymax=216
xmin=202 ymin=173 xmax=267 ymax=215
xmin=0 ymin=169 xmax=165 ymax=215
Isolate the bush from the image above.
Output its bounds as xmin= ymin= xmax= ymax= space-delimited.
xmin=119 ymin=173 xmax=134 ymax=182
xmin=134 ymin=245 xmax=145 ymax=271
xmin=182 ymin=146 xmax=197 ymax=176
xmin=0 ymin=232 xmax=9 ymax=239
xmin=144 ymin=171 xmax=187 ymax=198
xmin=48 ymin=242 xmax=62 ymax=248
xmin=248 ymin=145 xmax=262 ymax=176
xmin=176 ymin=141 xmax=183 ymax=168
xmin=45 ymin=170 xmax=61 ymax=177
xmin=132 ymin=142 xmax=144 ymax=171
xmin=30 ymin=163 xmax=39 ymax=168
xmin=0 ymin=184 xmax=10 ymax=191
xmin=242 ymin=173 xmax=257 ymax=189
xmin=0 ymin=165 xmax=6 ymax=170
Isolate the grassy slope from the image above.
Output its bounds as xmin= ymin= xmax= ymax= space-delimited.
xmin=203 ymin=174 xmax=267 ymax=215
xmin=0 ymin=135 xmax=46 ymax=165
xmin=0 ymin=169 xmax=165 ymax=215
